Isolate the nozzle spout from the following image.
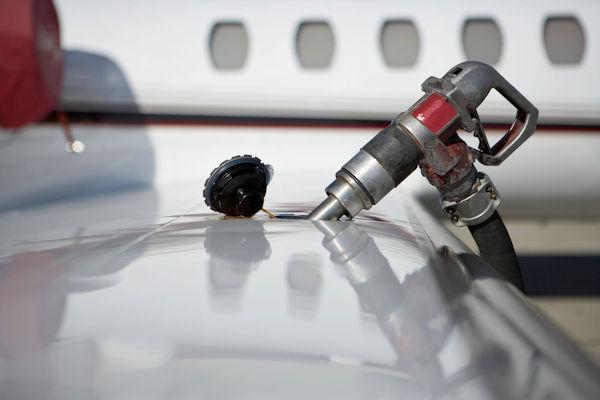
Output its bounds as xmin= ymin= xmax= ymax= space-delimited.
xmin=307 ymin=195 xmax=347 ymax=220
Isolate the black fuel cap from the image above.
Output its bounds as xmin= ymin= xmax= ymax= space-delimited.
xmin=204 ymin=155 xmax=273 ymax=217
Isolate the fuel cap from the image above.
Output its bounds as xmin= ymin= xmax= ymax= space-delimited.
xmin=204 ymin=155 xmax=273 ymax=217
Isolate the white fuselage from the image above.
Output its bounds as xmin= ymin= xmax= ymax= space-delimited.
xmin=55 ymin=0 xmax=600 ymax=123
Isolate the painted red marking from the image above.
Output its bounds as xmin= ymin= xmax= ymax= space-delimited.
xmin=411 ymin=93 xmax=457 ymax=134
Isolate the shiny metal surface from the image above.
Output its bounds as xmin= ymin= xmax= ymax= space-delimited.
xmin=325 ymin=172 xmax=371 ymax=217
xmin=442 ymin=172 xmax=501 ymax=226
xmin=1 ymin=183 xmax=599 ymax=399
xmin=341 ymin=150 xmax=396 ymax=205
xmin=307 ymin=195 xmax=347 ymax=221
xmin=310 ymin=128 xmax=419 ymax=220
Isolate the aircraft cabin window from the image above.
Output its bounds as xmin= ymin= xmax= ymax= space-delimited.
xmin=544 ymin=16 xmax=585 ymax=65
xmin=380 ymin=20 xmax=419 ymax=67
xmin=462 ymin=19 xmax=502 ymax=65
xmin=210 ymin=22 xmax=249 ymax=70
xmin=296 ymin=22 xmax=335 ymax=69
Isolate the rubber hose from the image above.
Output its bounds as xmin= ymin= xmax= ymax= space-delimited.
xmin=468 ymin=211 xmax=524 ymax=290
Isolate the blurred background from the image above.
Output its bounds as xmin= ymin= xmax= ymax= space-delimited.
xmin=1 ymin=0 xmax=599 ymax=361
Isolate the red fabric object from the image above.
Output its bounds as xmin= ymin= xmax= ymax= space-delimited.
xmin=0 ymin=0 xmax=62 ymax=128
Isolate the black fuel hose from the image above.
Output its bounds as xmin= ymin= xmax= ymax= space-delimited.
xmin=468 ymin=211 xmax=524 ymax=291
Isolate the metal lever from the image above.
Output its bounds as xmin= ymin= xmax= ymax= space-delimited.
xmin=482 ymin=74 xmax=538 ymax=165
xmin=423 ymin=61 xmax=538 ymax=166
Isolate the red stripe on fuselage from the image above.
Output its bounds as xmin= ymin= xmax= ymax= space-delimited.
xmin=38 ymin=111 xmax=600 ymax=133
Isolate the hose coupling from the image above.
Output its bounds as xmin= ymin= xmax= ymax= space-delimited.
xmin=442 ymin=172 xmax=500 ymax=227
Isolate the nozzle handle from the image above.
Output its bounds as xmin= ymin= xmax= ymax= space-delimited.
xmin=424 ymin=61 xmax=539 ymax=166
xmin=478 ymin=68 xmax=539 ymax=166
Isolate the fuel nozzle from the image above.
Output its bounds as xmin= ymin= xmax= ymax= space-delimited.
xmin=308 ymin=125 xmax=421 ymax=220
xmin=308 ymin=61 xmax=538 ymax=221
